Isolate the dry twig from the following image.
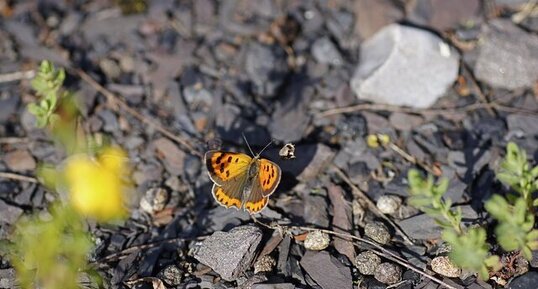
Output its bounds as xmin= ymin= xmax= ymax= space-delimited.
xmin=331 ymin=165 xmax=415 ymax=246
xmin=316 ymin=102 xmax=537 ymax=119
xmin=0 ymin=70 xmax=35 ymax=84
xmin=0 ymin=172 xmax=38 ymax=183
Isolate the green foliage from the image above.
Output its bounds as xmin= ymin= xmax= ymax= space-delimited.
xmin=485 ymin=142 xmax=538 ymax=260
xmin=443 ymin=227 xmax=500 ymax=280
xmin=407 ymin=169 xmax=499 ymax=278
xmin=7 ymin=204 xmax=93 ymax=289
xmin=28 ymin=60 xmax=66 ymax=128
xmin=408 ymin=142 xmax=538 ymax=280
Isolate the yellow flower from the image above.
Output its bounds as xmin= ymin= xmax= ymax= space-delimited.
xmin=64 ymin=147 xmax=130 ymax=221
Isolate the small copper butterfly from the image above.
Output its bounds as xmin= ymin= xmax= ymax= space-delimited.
xmin=204 ymin=139 xmax=281 ymax=214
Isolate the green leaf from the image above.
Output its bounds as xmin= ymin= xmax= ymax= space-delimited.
xmin=485 ymin=195 xmax=510 ymax=221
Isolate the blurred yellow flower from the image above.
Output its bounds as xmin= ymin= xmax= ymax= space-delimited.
xmin=64 ymin=147 xmax=130 ymax=221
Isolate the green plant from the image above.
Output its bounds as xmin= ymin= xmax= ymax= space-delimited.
xmin=484 ymin=142 xmax=538 ymax=260
xmin=28 ymin=60 xmax=66 ymax=127
xmin=4 ymin=60 xmax=132 ymax=289
xmin=407 ymin=170 xmax=500 ymax=279
xmin=6 ymin=205 xmax=93 ymax=289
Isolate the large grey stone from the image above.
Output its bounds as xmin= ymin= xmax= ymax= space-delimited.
xmin=194 ymin=225 xmax=262 ymax=281
xmin=474 ymin=20 xmax=538 ymax=90
xmin=350 ymin=24 xmax=459 ymax=108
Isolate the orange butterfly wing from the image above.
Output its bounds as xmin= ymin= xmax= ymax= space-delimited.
xmin=205 ymin=151 xmax=252 ymax=210
xmin=205 ymin=151 xmax=252 ymax=185
xmin=244 ymin=158 xmax=281 ymax=214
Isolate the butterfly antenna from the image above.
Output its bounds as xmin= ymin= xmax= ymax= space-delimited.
xmin=242 ymin=133 xmax=256 ymax=157
xmin=257 ymin=139 xmax=274 ymax=156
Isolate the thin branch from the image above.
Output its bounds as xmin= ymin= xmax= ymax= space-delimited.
xmin=388 ymin=142 xmax=439 ymax=176
xmin=74 ymin=69 xmax=203 ymax=159
xmin=461 ymin=62 xmax=496 ymax=116
xmin=0 ymin=137 xmax=29 ymax=144
xmin=316 ymin=102 xmax=537 ymax=119
xmin=0 ymin=172 xmax=38 ymax=183
xmin=331 ymin=165 xmax=415 ymax=246
xmin=0 ymin=70 xmax=35 ymax=84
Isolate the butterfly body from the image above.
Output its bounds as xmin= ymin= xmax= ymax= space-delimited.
xmin=205 ymin=150 xmax=281 ymax=214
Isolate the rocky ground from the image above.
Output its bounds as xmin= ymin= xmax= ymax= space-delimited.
xmin=1 ymin=0 xmax=538 ymax=288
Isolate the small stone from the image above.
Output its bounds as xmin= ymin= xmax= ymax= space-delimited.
xmin=355 ymin=251 xmax=381 ymax=275
xmin=139 ymin=187 xmax=169 ymax=215
xmin=304 ymin=230 xmax=330 ymax=251
xmin=311 ymin=37 xmax=343 ymax=66
xmin=507 ymin=114 xmax=538 ymax=136
xmin=364 ymin=222 xmax=391 ymax=245
xmin=509 ymin=271 xmax=538 ymax=289
xmin=152 ymin=137 xmax=186 ymax=176
xmin=4 ymin=149 xmax=36 ymax=172
xmin=99 ymin=58 xmax=121 ymax=79
xmin=374 ymin=263 xmax=402 ymax=285
xmin=0 ymin=199 xmax=23 ymax=225
xmin=254 ymin=255 xmax=276 ymax=274
xmin=245 ymin=43 xmax=289 ymax=97
xmin=157 ymin=265 xmax=183 ymax=286
xmin=194 ymin=225 xmax=262 ymax=281
xmin=376 ymin=195 xmax=402 ymax=214
xmin=430 ymin=256 xmax=461 ymax=278
xmin=351 ymin=24 xmax=459 ymax=108
xmin=0 ymin=268 xmax=17 ymax=289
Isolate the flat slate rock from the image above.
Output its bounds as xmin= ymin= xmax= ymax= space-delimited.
xmin=398 ymin=205 xmax=478 ymax=240
xmin=194 ymin=225 xmax=262 ymax=281
xmin=474 ymin=20 xmax=538 ymax=90
xmin=351 ymin=24 xmax=459 ymax=108
xmin=0 ymin=199 xmax=24 ymax=225
xmin=300 ymin=250 xmax=352 ymax=289
xmin=509 ymin=271 xmax=538 ymax=289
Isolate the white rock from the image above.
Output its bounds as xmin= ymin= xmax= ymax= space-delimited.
xmin=350 ymin=24 xmax=459 ymax=108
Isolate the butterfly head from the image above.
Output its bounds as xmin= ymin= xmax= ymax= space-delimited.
xmin=242 ymin=133 xmax=274 ymax=160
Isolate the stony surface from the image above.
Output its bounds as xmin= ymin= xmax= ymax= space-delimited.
xmin=374 ymin=262 xmax=402 ymax=285
xmin=156 ymin=265 xmax=183 ymax=287
xmin=364 ymin=222 xmax=391 ymax=245
xmin=0 ymin=1 xmax=537 ymax=289
xmin=303 ymin=230 xmax=330 ymax=251
xmin=4 ymin=149 xmax=36 ymax=172
xmin=194 ymin=225 xmax=262 ymax=281
xmin=300 ymin=251 xmax=353 ymax=289
xmin=355 ymin=251 xmax=381 ymax=275
xmin=350 ymin=24 xmax=460 ymax=108
xmin=254 ymin=255 xmax=276 ymax=274
xmin=508 ymin=271 xmax=538 ymax=289
xmin=474 ymin=20 xmax=538 ymax=90
xmin=430 ymin=256 xmax=461 ymax=278
xmin=376 ymin=195 xmax=401 ymax=214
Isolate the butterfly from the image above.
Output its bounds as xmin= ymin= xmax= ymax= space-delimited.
xmin=204 ymin=140 xmax=281 ymax=214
